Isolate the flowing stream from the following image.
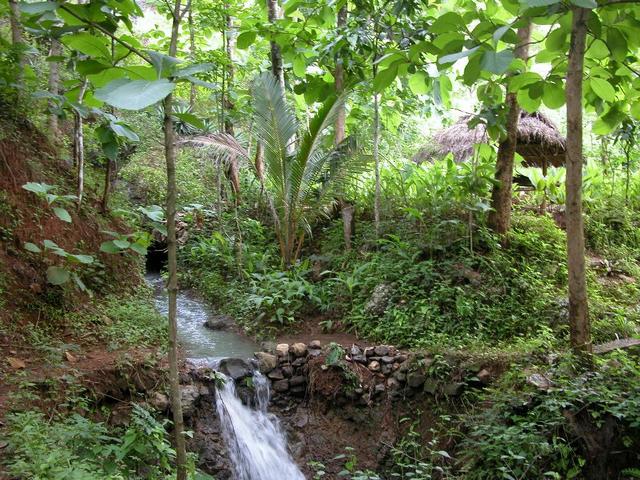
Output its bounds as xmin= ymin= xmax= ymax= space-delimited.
xmin=146 ymin=271 xmax=305 ymax=479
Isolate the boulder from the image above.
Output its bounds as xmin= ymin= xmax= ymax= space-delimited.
xmin=254 ymin=352 xmax=277 ymax=373
xmin=180 ymin=385 xmax=201 ymax=417
xmin=218 ymin=358 xmax=252 ymax=380
xmin=407 ymin=371 xmax=426 ymax=388
xmin=374 ymin=345 xmax=390 ymax=356
xmin=272 ymin=379 xmax=289 ymax=393
xmin=350 ymin=345 xmax=362 ymax=356
xmin=290 ymin=343 xmax=307 ymax=357
xmin=381 ymin=355 xmax=395 ymax=364
xmin=309 ymin=340 xmax=322 ymax=349
xmin=149 ymin=391 xmax=170 ymax=411
xmin=423 ymin=379 xmax=438 ymax=395
xmin=368 ymin=360 xmax=381 ymax=372
xmin=289 ymin=375 xmax=306 ymax=387
xmin=276 ymin=343 xmax=290 ymax=357
xmin=267 ymin=368 xmax=285 ymax=380
xmin=203 ymin=314 xmax=233 ymax=330
xmin=476 ymin=368 xmax=492 ymax=384
xmin=442 ymin=382 xmax=465 ymax=397
xmin=364 ymin=283 xmax=394 ymax=316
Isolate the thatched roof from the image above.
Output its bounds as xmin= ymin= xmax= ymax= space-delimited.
xmin=413 ymin=111 xmax=566 ymax=168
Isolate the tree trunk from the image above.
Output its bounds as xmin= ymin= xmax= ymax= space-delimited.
xmin=266 ymin=0 xmax=284 ymax=92
xmin=164 ymin=0 xmax=188 ymax=478
xmin=188 ymin=6 xmax=196 ymax=109
xmin=75 ymin=80 xmax=88 ymax=208
xmin=48 ymin=38 xmax=62 ymax=135
xmin=488 ymin=22 xmax=532 ymax=235
xmin=224 ymin=10 xmax=240 ymax=204
xmin=373 ymin=91 xmax=381 ymax=238
xmin=8 ymin=0 xmax=25 ymax=77
xmin=565 ymin=6 xmax=592 ymax=354
xmin=101 ymin=158 xmax=114 ymax=213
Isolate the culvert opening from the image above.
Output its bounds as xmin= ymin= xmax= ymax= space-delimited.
xmin=146 ymin=240 xmax=168 ymax=273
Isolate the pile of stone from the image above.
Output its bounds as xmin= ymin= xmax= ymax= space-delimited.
xmin=251 ymin=341 xmax=494 ymax=401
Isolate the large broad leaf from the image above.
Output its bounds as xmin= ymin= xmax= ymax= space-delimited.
xmin=19 ymin=1 xmax=58 ymax=14
xmin=590 ymin=77 xmax=616 ymax=102
xmin=53 ymin=207 xmax=72 ymax=223
xmin=438 ymin=46 xmax=479 ymax=65
xmin=570 ymin=0 xmax=596 ymax=7
xmin=174 ymin=63 xmax=215 ymax=78
xmin=47 ymin=266 xmax=70 ymax=285
xmin=520 ymin=0 xmax=561 ymax=6
xmin=236 ymin=31 xmax=256 ymax=49
xmin=542 ymin=82 xmax=565 ymax=109
xmin=62 ymin=33 xmax=111 ymax=60
xmin=481 ymin=49 xmax=514 ymax=74
xmin=22 ymin=182 xmax=55 ymax=195
xmin=408 ymin=71 xmax=429 ymax=95
xmin=373 ymin=65 xmax=399 ymax=93
xmin=95 ymin=79 xmax=176 ymax=110
xmin=110 ymin=122 xmax=139 ymax=142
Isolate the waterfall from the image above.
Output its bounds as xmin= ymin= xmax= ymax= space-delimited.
xmin=215 ymin=371 xmax=305 ymax=480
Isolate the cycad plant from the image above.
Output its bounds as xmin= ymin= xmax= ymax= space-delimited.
xmin=189 ymin=72 xmax=368 ymax=267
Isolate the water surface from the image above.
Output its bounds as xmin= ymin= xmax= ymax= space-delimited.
xmin=146 ymin=272 xmax=259 ymax=361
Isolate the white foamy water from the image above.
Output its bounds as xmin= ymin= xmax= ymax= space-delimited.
xmin=215 ymin=372 xmax=305 ymax=480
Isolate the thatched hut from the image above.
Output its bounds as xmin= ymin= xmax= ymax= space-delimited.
xmin=413 ymin=111 xmax=566 ymax=170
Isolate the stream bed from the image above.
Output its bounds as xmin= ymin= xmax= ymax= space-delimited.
xmin=146 ymin=272 xmax=259 ymax=361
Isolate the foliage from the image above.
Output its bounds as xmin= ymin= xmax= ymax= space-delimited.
xmin=457 ymin=352 xmax=640 ymax=479
xmin=2 ymin=405 xmax=180 ymax=479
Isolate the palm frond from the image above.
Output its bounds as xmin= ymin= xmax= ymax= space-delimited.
xmin=289 ymin=91 xmax=348 ymax=209
xmin=179 ymin=132 xmax=250 ymax=161
xmin=251 ymin=72 xmax=298 ymax=209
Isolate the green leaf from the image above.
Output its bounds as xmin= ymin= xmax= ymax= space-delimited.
xmin=110 ymin=122 xmax=139 ymax=141
xmin=630 ymin=102 xmax=640 ymax=120
xmin=493 ymin=25 xmax=512 ymax=44
xmin=408 ymin=72 xmax=429 ymax=95
xmin=71 ymin=273 xmax=88 ymax=292
xmin=517 ymin=88 xmax=542 ymax=113
xmin=481 ymin=49 xmax=514 ymax=74
xmin=19 ymin=1 xmax=58 ymax=14
xmin=47 ymin=266 xmax=70 ymax=285
xmin=521 ymin=0 xmax=561 ymax=6
xmin=508 ymin=72 xmax=542 ymax=92
xmin=95 ymin=79 xmax=176 ymax=110
xmin=24 ymin=242 xmax=41 ymax=253
xmin=542 ymin=82 xmax=565 ymax=109
xmin=68 ymin=253 xmax=94 ymax=264
xmin=100 ymin=241 xmax=121 ymax=253
xmin=607 ymin=28 xmax=628 ymax=62
xmin=590 ymin=77 xmax=616 ymax=102
xmin=53 ymin=207 xmax=72 ymax=223
xmin=43 ymin=239 xmax=59 ymax=250
xmin=439 ymin=46 xmax=479 ymax=65
xmin=174 ymin=113 xmax=205 ymax=129
xmin=546 ymin=28 xmax=568 ymax=52
xmin=236 ymin=31 xmax=257 ymax=49
xmin=174 ymin=63 xmax=215 ymax=78
xmin=129 ymin=242 xmax=147 ymax=255
xmin=62 ymin=33 xmax=111 ymax=60
xmin=373 ymin=65 xmax=398 ymax=93
xmin=147 ymin=51 xmax=181 ymax=78
xmin=292 ymin=56 xmax=306 ymax=77
xmin=22 ymin=182 xmax=54 ymax=195
xmin=113 ymin=239 xmax=130 ymax=249
xmin=570 ymin=0 xmax=596 ymax=7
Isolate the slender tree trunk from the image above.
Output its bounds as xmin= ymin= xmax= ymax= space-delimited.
xmin=488 ymin=22 xmax=532 ymax=235
xmin=188 ymin=6 xmax=196 ymax=109
xmin=75 ymin=80 xmax=88 ymax=208
xmin=267 ymin=0 xmax=284 ymax=92
xmin=101 ymin=158 xmax=114 ymax=213
xmin=224 ymin=10 xmax=241 ymax=203
xmin=565 ymin=6 xmax=591 ymax=355
xmin=164 ymin=0 xmax=188 ymax=477
xmin=8 ymin=0 xmax=25 ymax=77
xmin=373 ymin=91 xmax=381 ymax=238
xmin=48 ymin=38 xmax=62 ymax=135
